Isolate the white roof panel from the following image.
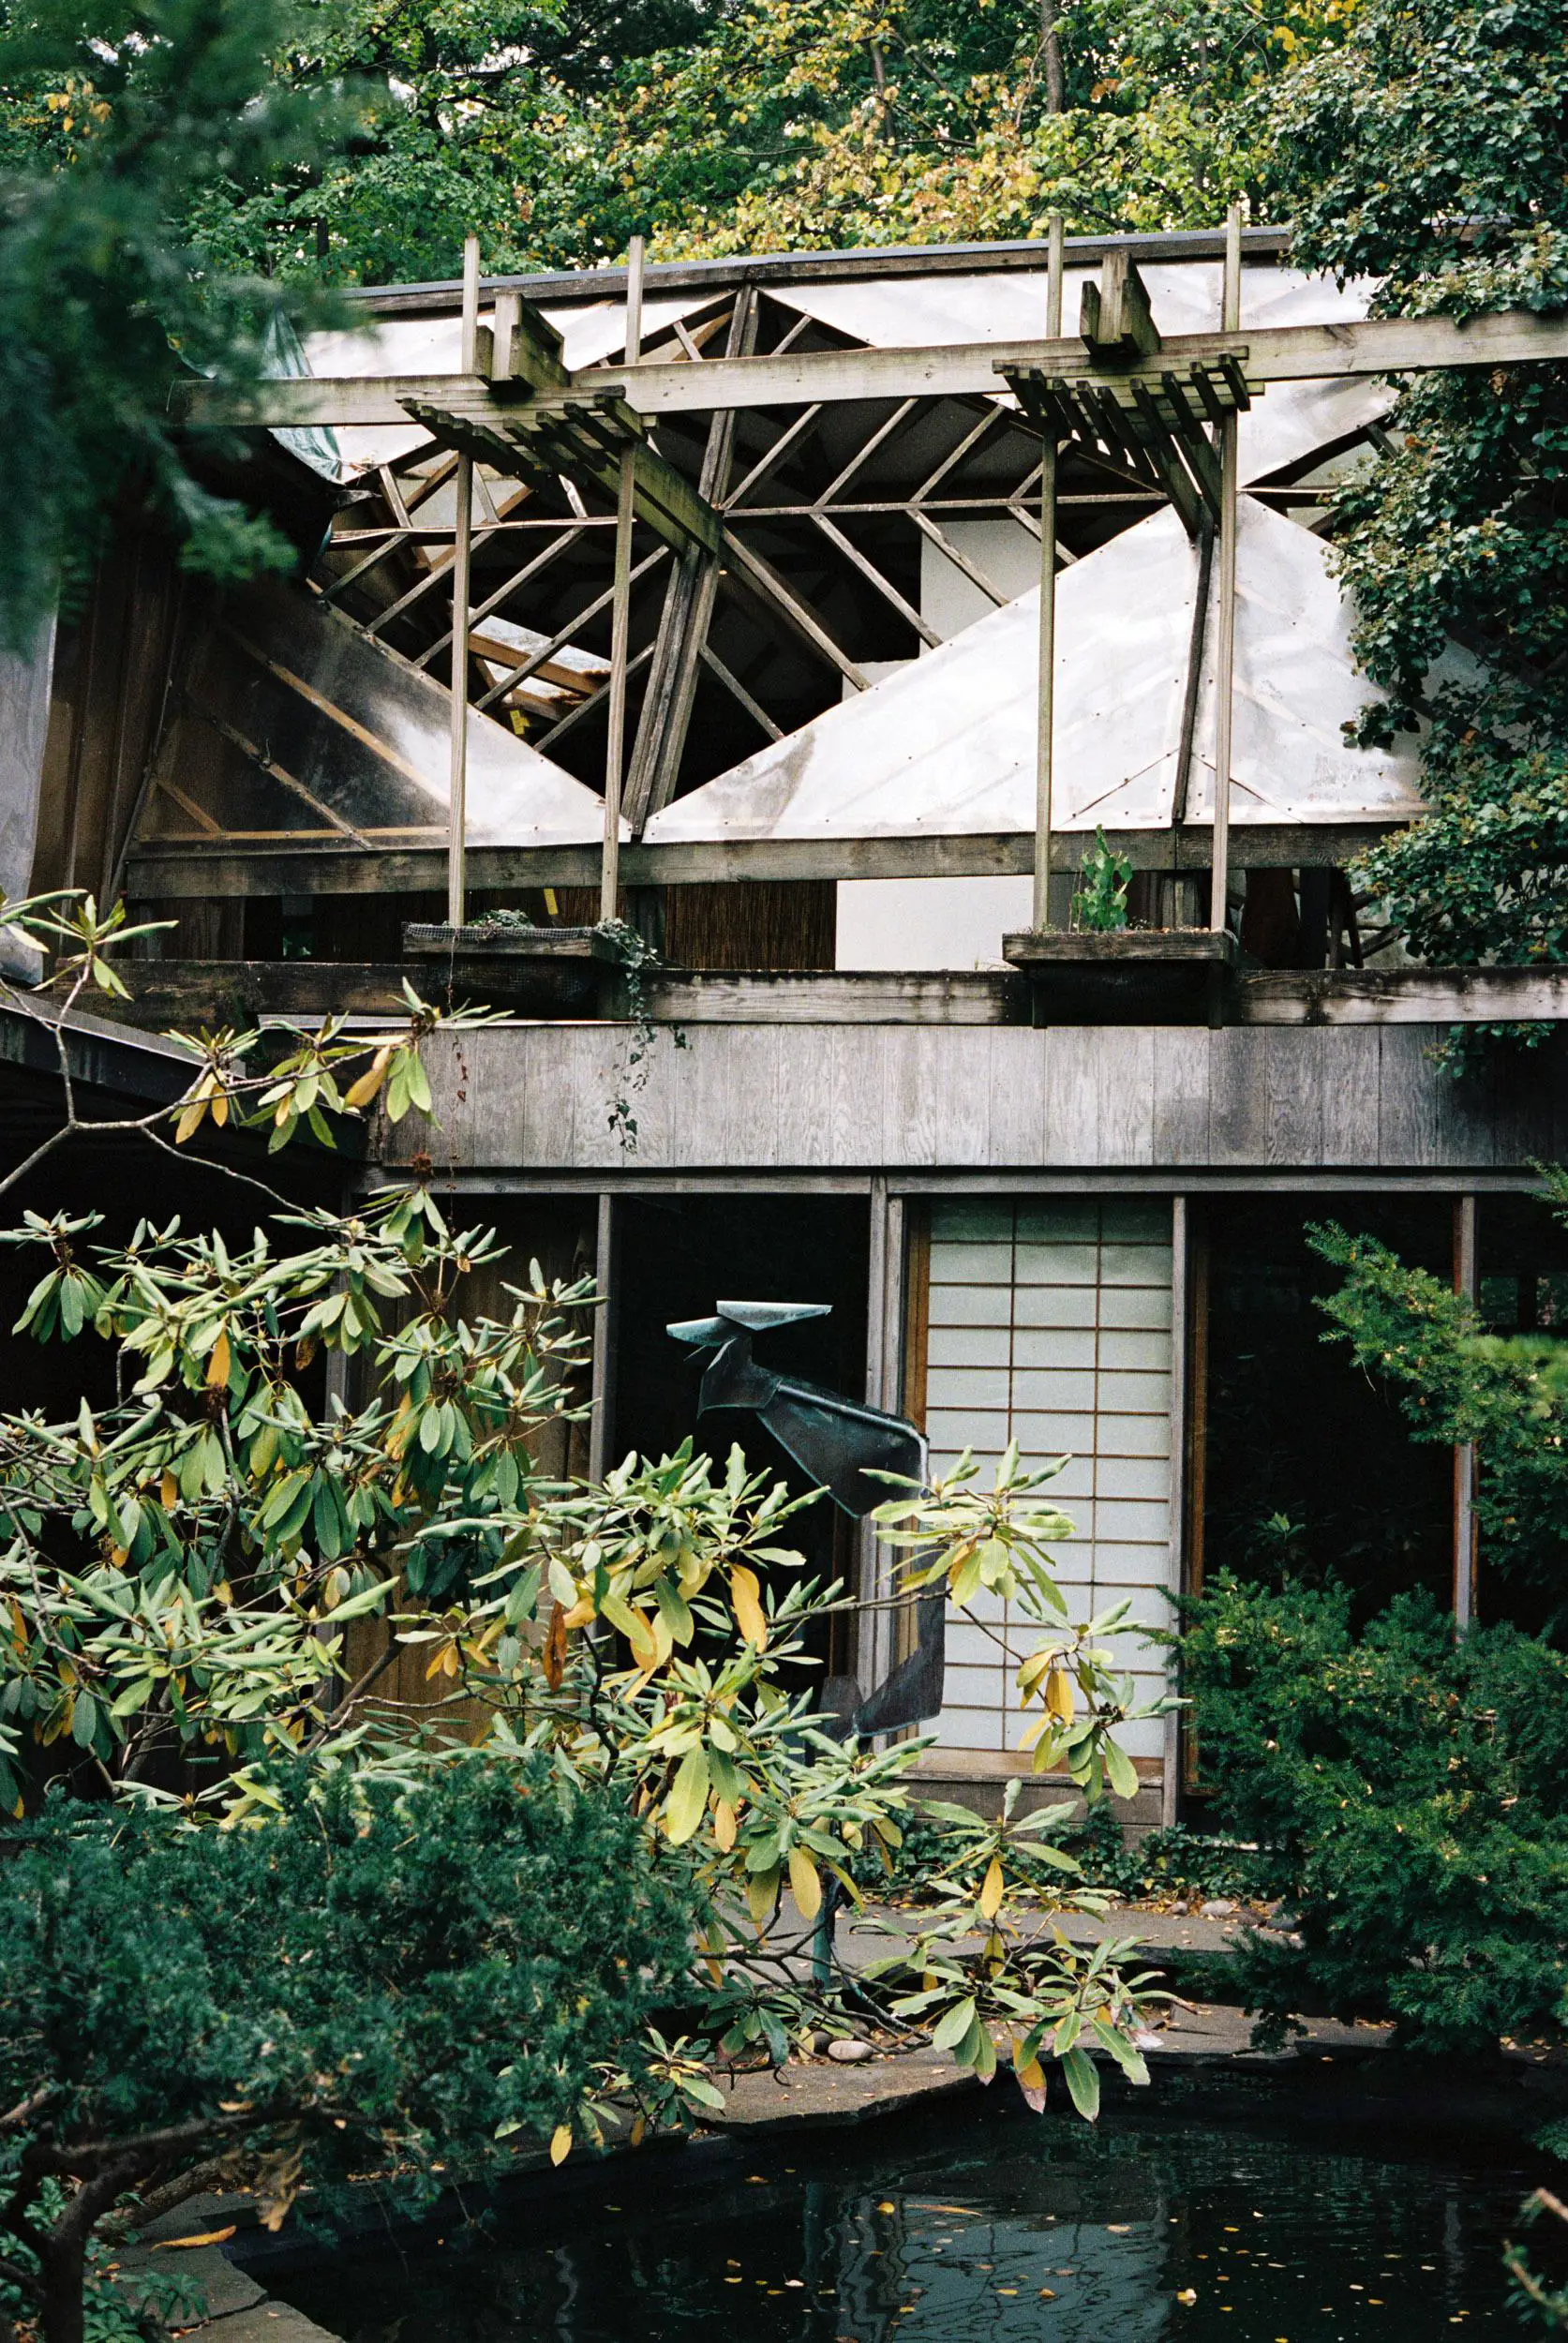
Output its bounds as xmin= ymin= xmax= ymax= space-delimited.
xmin=301 ymin=294 xmax=718 ymax=473
xmin=645 ymin=501 xmax=1432 ymax=846
xmin=770 ymin=262 xmax=1387 ymax=488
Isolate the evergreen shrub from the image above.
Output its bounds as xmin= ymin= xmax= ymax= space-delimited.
xmin=1181 ymin=1574 xmax=1568 ymax=2052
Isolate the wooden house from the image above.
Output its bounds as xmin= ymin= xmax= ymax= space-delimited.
xmin=14 ymin=221 xmax=1568 ymax=1824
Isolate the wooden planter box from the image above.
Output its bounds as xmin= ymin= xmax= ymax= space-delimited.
xmin=401 ymin=922 xmax=616 ymax=1013
xmin=1002 ymin=929 xmax=1238 ymax=1024
xmin=402 ymin=921 xmax=608 ymax=962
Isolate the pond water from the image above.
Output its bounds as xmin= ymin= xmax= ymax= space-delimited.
xmin=271 ymin=2078 xmax=1549 ymax=2343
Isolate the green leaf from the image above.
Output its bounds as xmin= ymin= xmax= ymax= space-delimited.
xmin=931 ymin=1995 xmax=978 ymax=2053
xmin=1060 ymin=2045 xmax=1100 ymax=2121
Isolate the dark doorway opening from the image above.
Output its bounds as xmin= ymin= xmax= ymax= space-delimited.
xmin=1197 ymin=1193 xmax=1454 ymax=1621
xmin=609 ymin=1194 xmax=872 ymax=1695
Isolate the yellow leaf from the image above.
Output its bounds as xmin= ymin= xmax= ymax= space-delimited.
xmin=630 ymin=2114 xmax=647 ymax=2147
xmin=1017 ymin=2055 xmax=1046 ymax=2093
xmin=978 ymin=1855 xmax=1006 ymax=1921
xmin=345 ymin=1045 xmax=393 ymax=1112
xmin=549 ymin=2126 xmax=572 ymax=2166
xmin=542 ymin=1602 xmax=567 ymax=1690
xmin=625 ymin=1605 xmax=659 ymax=1673
xmin=1045 ymin=1666 xmax=1074 ymax=1724
xmin=159 ymin=1470 xmax=178 ymax=1509
xmin=713 ymin=1798 xmax=738 ymax=1852
xmin=174 ymin=1097 xmax=207 ymax=1144
xmin=206 ymin=1331 xmax=231 ymax=1390
xmin=729 ymin=1564 xmax=768 ymax=1649
xmin=787 ymin=1844 xmax=822 ymax=1921
xmin=150 ymin=2227 xmax=236 ymax=2252
xmin=746 ymin=1866 xmax=780 ymax=1930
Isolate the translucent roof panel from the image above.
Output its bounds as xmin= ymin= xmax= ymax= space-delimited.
xmin=645 ymin=501 xmax=1434 ymax=847
xmin=300 ymin=294 xmax=719 ymax=472
xmin=140 ymin=578 xmax=613 ymax=851
xmin=769 ymin=263 xmax=1388 ymax=489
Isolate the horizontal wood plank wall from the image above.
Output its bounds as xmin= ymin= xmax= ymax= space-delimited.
xmin=380 ymin=1023 xmax=1568 ymax=1175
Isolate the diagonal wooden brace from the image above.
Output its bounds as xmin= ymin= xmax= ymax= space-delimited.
xmin=401 ymin=389 xmax=723 ymax=558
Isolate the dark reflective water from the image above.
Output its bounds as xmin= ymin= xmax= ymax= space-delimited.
xmin=273 ymin=2082 xmax=1547 ymax=2343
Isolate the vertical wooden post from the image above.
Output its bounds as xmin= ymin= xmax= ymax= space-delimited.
xmin=1182 ymin=1207 xmax=1211 ymax=1792
xmin=589 ymin=1191 xmax=620 ymax=1481
xmin=1208 ymin=203 xmax=1243 ymax=936
xmin=625 ymin=232 xmax=646 ymax=368
xmin=859 ymin=1177 xmax=905 ymax=1702
xmin=446 ymin=231 xmax=481 ymax=933
xmin=598 ymin=235 xmax=645 ymax=931
xmin=1033 ymin=211 xmax=1066 ymax=933
xmin=1163 ymin=1193 xmax=1189 ymax=1828
xmin=600 ymin=453 xmax=635 ymax=926
xmin=1454 ymin=1192 xmax=1478 ymax=1631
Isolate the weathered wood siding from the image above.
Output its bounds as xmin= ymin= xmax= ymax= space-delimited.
xmin=377 ymin=1021 xmax=1568 ymax=1176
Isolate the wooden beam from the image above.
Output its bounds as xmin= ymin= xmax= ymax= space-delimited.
xmin=909 ymin=509 xmax=1009 ymax=607
xmin=623 ymin=286 xmax=759 ymax=830
xmin=402 ymin=389 xmax=723 ymax=558
xmin=177 ymin=307 xmax=1568 ymax=430
xmin=1034 ymin=212 xmax=1065 ymax=933
xmin=639 ymin=970 xmax=1026 ymax=1024
xmin=809 ymin=513 xmax=943 ymax=649
xmin=447 ymin=231 xmax=481 ymax=931
xmin=472 ymin=545 xmax=667 ymax=714
xmin=1209 ymin=207 xmax=1242 ymax=941
xmin=1080 ymin=251 xmax=1161 ymax=364
xmin=698 ymin=642 xmax=784 ymax=739
xmin=346 ymin=229 xmax=1292 ymax=321
xmin=125 ymin=821 xmax=1400 ymax=897
xmin=1232 ymin=967 xmax=1568 ymax=1024
xmin=600 ymin=451 xmax=635 ymax=920
xmin=721 ymin=532 xmax=872 ymax=691
xmin=95 ymin=957 xmax=599 ymax=1026
xmin=95 ymin=956 xmax=1568 ymax=1031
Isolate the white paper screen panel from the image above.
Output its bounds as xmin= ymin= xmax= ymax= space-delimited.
xmin=923 ymin=1198 xmax=1174 ymax=1759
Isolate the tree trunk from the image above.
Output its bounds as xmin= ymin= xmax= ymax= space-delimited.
xmin=1040 ymin=0 xmax=1065 ymax=112
xmin=39 ymin=2233 xmax=85 ymax=2343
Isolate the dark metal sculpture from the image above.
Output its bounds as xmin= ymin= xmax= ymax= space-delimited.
xmin=667 ymin=1300 xmax=944 ymax=1736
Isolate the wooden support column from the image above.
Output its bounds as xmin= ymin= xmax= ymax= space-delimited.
xmin=624 ymin=232 xmax=645 ymax=370
xmin=589 ymin=1191 xmax=620 ymax=1482
xmin=1181 ymin=1204 xmax=1211 ymax=1793
xmin=446 ymin=232 xmax=481 ymax=931
xmin=1033 ymin=212 xmax=1065 ymax=933
xmin=1454 ymin=1192 xmax=1478 ymax=1631
xmin=625 ymin=285 xmax=759 ymax=830
xmin=600 ymin=233 xmax=641 ymax=923
xmin=600 ymin=452 xmax=635 ymax=925
xmin=1163 ymin=1193 xmax=1190 ymax=1828
xmin=1208 ymin=205 xmax=1243 ymax=940
xmin=858 ymin=1175 xmax=904 ymax=1700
